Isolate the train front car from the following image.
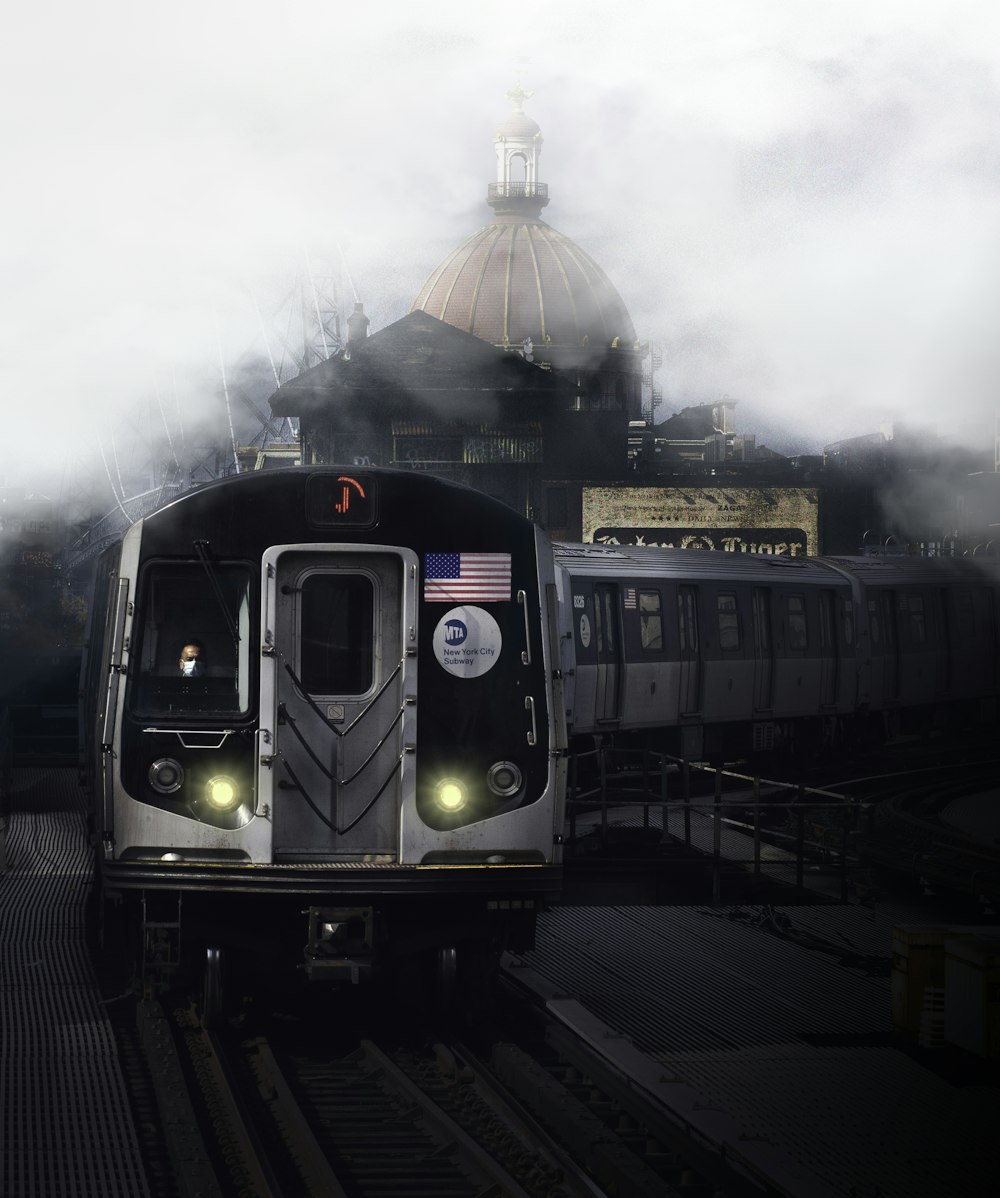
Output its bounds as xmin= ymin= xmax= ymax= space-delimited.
xmin=92 ymin=468 xmax=564 ymax=994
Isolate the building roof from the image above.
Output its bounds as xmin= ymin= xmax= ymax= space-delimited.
xmin=268 ymin=310 xmax=571 ymax=422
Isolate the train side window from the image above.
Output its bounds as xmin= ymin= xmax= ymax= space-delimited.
xmin=638 ymin=590 xmax=663 ymax=651
xmin=842 ymin=599 xmax=854 ymax=647
xmin=299 ymin=573 xmax=374 ymax=696
xmin=787 ymin=594 xmax=808 ymax=650
xmin=678 ymin=588 xmax=699 ymax=654
xmin=595 ymin=587 xmax=617 ymax=655
xmin=868 ymin=599 xmax=880 ymax=645
xmin=717 ymin=593 xmax=740 ymax=651
xmin=907 ymin=594 xmax=926 ymax=645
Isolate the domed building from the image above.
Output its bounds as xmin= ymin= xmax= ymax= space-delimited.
xmin=269 ymin=90 xmax=653 ymax=530
xmin=412 ymin=88 xmax=644 ymax=417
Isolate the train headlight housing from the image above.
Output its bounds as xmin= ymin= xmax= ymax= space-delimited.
xmin=434 ymin=778 xmax=468 ymax=813
xmin=486 ymin=760 xmax=522 ymax=798
xmin=205 ymin=775 xmax=241 ymax=812
xmin=148 ymin=758 xmax=185 ymax=795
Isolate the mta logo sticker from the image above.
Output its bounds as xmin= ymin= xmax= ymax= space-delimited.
xmin=432 ymin=607 xmax=503 ymax=679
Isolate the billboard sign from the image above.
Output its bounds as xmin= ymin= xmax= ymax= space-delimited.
xmin=583 ymin=486 xmax=820 ymax=555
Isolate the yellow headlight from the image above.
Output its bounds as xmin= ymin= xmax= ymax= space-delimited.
xmin=205 ymin=775 xmax=241 ymax=812
xmin=434 ymin=778 xmax=467 ymax=812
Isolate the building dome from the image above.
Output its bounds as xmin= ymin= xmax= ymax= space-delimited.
xmin=412 ymin=219 xmax=637 ymax=353
xmin=412 ymin=89 xmax=637 ymax=362
xmin=496 ymin=108 xmax=541 ymax=139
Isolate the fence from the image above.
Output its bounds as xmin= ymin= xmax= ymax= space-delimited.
xmin=565 ymin=745 xmax=868 ymax=903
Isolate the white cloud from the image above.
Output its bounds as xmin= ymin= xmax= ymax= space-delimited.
xmin=4 ymin=0 xmax=999 ymax=488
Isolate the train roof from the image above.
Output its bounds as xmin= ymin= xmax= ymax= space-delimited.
xmin=823 ymin=554 xmax=1000 ymax=586
xmin=552 ymin=544 xmax=1000 ymax=588
xmin=553 ymin=543 xmax=843 ymax=584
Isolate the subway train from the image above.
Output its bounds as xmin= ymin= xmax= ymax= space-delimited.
xmin=82 ymin=467 xmax=566 ymax=995
xmin=554 ymin=542 xmax=1000 ymax=760
xmin=82 ymin=466 xmax=999 ymax=993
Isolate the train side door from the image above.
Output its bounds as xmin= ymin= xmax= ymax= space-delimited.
xmin=818 ymin=589 xmax=838 ymax=706
xmin=593 ymin=583 xmax=621 ymax=722
xmin=263 ymin=547 xmax=415 ymax=861
xmin=677 ymin=585 xmax=701 ymax=715
xmin=752 ymin=586 xmax=773 ymax=711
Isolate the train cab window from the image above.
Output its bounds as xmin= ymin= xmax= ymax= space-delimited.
xmin=130 ymin=563 xmax=252 ymax=716
xmin=787 ymin=595 xmax=808 ymax=651
xmin=907 ymin=594 xmax=926 ymax=644
xmin=299 ymin=573 xmax=374 ymax=696
xmin=717 ymin=594 xmax=740 ymax=651
xmin=638 ymin=590 xmax=663 ymax=651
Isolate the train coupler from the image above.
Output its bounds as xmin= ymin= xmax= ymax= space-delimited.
xmin=303 ymin=905 xmax=376 ymax=983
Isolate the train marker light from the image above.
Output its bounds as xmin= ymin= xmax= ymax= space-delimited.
xmin=487 ymin=760 xmax=522 ymax=798
xmin=434 ymin=778 xmax=467 ymax=813
xmin=205 ymin=775 xmax=241 ymax=812
xmin=148 ymin=758 xmax=185 ymax=795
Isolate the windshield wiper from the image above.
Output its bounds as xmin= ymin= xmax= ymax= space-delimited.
xmin=193 ymin=539 xmax=241 ymax=647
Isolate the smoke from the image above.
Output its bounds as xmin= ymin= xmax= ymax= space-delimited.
xmin=4 ymin=0 xmax=999 ymax=502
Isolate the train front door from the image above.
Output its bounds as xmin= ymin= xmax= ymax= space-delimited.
xmin=593 ymin=583 xmax=621 ymax=722
xmin=262 ymin=547 xmax=417 ymax=861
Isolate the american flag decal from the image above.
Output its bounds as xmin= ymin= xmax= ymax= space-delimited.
xmin=424 ymin=552 xmax=512 ymax=602
xmin=625 ymin=587 xmax=637 ymax=609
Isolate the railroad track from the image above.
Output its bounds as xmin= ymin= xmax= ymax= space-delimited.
xmin=856 ymin=765 xmax=1000 ymax=905
xmin=128 ymin=995 xmax=601 ymax=1197
xmin=125 ymin=961 xmax=829 ymax=1198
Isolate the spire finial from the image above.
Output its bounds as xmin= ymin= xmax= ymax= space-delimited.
xmin=506 ymin=84 xmax=533 ymax=111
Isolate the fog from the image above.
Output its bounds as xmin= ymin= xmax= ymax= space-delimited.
xmin=4 ymin=0 xmax=999 ymax=498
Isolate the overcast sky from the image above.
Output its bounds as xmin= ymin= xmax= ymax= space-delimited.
xmin=4 ymin=0 xmax=999 ymax=492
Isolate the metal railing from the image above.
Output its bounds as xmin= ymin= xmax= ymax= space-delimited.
xmin=565 ymin=745 xmax=868 ymax=903
xmin=487 ymin=182 xmax=548 ymax=200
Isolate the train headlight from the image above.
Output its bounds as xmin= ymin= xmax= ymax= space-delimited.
xmin=148 ymin=758 xmax=185 ymax=795
xmin=205 ymin=775 xmax=241 ymax=812
xmin=434 ymin=778 xmax=468 ymax=813
xmin=486 ymin=760 xmax=522 ymax=798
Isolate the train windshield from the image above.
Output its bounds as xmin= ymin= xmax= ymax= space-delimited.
xmin=128 ymin=562 xmax=253 ymax=716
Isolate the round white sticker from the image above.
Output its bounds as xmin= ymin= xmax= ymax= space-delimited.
xmin=432 ymin=606 xmax=503 ymax=678
xmin=579 ymin=612 xmax=592 ymax=649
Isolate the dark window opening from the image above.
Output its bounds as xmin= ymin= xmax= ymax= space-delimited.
xmin=595 ymin=586 xmax=617 ymax=656
xmin=130 ymin=563 xmax=253 ymax=716
xmin=787 ymin=594 xmax=808 ymax=650
xmin=908 ymin=594 xmax=926 ymax=644
xmin=717 ymin=593 xmax=740 ymax=651
xmin=639 ymin=590 xmax=662 ymax=651
xmin=678 ymin=588 xmax=699 ymax=654
xmin=300 ymin=573 xmax=375 ymax=696
xmin=546 ymin=487 xmax=568 ymax=529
